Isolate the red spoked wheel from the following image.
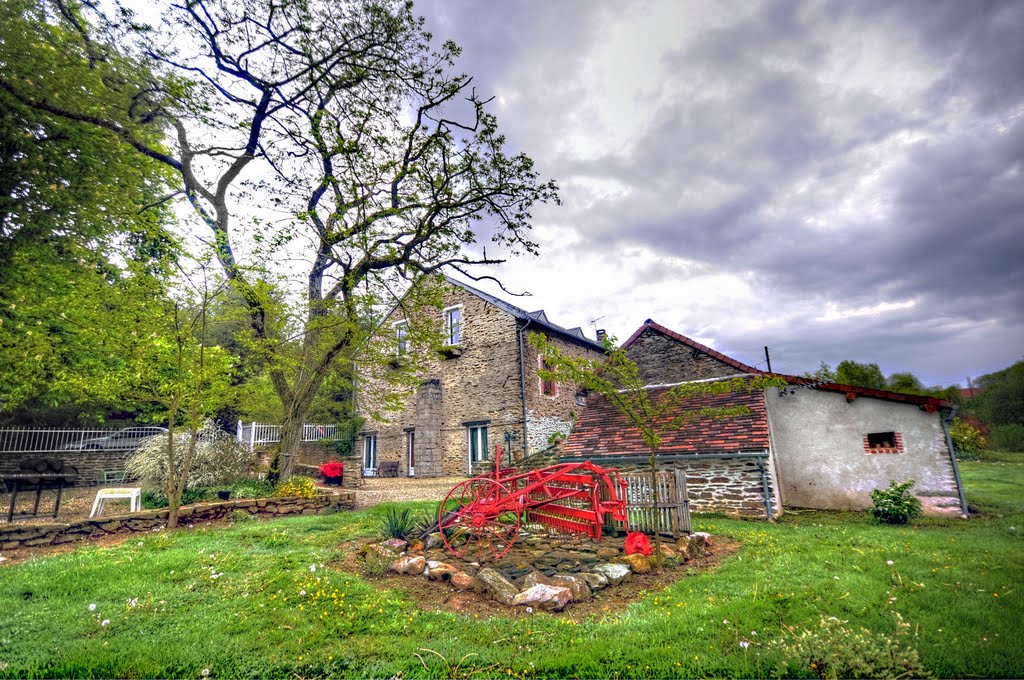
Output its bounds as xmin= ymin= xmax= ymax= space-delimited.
xmin=438 ymin=478 xmax=522 ymax=561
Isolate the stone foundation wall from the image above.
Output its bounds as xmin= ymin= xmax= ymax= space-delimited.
xmin=610 ymin=456 xmax=780 ymax=518
xmin=0 ymin=492 xmax=355 ymax=552
xmin=0 ymin=449 xmax=136 ymax=486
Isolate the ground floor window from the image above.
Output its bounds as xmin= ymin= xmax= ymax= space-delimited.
xmin=363 ymin=434 xmax=377 ymax=475
xmin=406 ymin=430 xmax=415 ymax=476
xmin=468 ymin=425 xmax=488 ymax=472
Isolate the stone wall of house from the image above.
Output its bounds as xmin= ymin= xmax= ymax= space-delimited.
xmin=357 ymin=284 xmax=525 ymax=478
xmin=624 ymin=327 xmax=746 ymax=385
xmin=765 ymin=388 xmax=962 ymax=514
xmin=355 ymin=282 xmax=604 ymax=479
xmin=0 ymin=491 xmax=355 ymax=552
xmin=521 ymin=329 xmax=603 ymax=454
xmin=610 ymin=455 xmax=781 ymax=518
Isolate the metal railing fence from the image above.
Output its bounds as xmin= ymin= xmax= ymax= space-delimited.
xmin=0 ymin=427 xmax=122 ymax=454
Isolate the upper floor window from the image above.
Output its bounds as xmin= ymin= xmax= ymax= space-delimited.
xmin=444 ymin=306 xmax=462 ymax=346
xmin=395 ymin=320 xmax=408 ymax=355
xmin=540 ymin=358 xmax=557 ymax=397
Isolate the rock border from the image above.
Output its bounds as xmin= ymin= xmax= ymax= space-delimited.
xmin=381 ymin=532 xmax=714 ymax=612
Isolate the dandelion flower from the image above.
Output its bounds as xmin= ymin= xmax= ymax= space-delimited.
xmin=740 ymin=640 xmax=749 ymax=649
xmin=88 ymin=604 xmax=97 ymax=611
xmin=101 ymin=619 xmax=110 ymax=627
xmin=309 ymin=564 xmax=317 ymax=572
xmin=201 ymin=669 xmax=210 ymax=677
xmin=887 ymin=560 xmax=894 ymax=565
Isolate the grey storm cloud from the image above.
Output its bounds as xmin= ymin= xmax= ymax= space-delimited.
xmin=418 ymin=0 xmax=1024 ymax=385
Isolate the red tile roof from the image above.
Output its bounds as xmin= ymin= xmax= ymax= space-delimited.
xmin=562 ymin=386 xmax=769 ymax=458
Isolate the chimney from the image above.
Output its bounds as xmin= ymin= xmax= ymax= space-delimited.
xmin=596 ymin=329 xmax=607 ymax=343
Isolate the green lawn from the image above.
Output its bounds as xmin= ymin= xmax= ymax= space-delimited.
xmin=1 ymin=456 xmax=1022 ymax=679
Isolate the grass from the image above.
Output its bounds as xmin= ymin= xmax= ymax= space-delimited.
xmin=0 ymin=461 xmax=1022 ymax=678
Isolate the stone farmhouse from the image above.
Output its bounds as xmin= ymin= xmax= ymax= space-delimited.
xmin=354 ymin=278 xmax=605 ymax=478
xmin=561 ymin=320 xmax=967 ymax=519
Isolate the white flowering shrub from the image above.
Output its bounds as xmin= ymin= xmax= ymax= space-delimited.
xmin=126 ymin=420 xmax=256 ymax=489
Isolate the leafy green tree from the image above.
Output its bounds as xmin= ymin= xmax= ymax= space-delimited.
xmin=530 ymin=332 xmax=784 ymax=564
xmin=835 ymin=360 xmax=887 ymax=390
xmin=886 ymin=372 xmax=925 ymax=394
xmin=0 ymin=0 xmax=178 ymax=423
xmin=971 ymin=360 xmax=1024 ymax=427
xmin=3 ymin=0 xmax=558 ymax=478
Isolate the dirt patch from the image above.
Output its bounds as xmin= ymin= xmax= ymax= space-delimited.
xmin=332 ymin=534 xmax=741 ymax=620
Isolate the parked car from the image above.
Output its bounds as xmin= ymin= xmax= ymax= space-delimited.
xmin=61 ymin=426 xmax=168 ymax=451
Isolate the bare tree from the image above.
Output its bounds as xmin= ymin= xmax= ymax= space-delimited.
xmin=2 ymin=0 xmax=559 ymax=478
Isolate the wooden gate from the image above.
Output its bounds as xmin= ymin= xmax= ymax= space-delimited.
xmin=618 ymin=469 xmax=691 ymax=537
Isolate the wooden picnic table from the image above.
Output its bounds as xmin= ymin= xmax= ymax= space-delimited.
xmin=1 ymin=471 xmax=78 ymax=523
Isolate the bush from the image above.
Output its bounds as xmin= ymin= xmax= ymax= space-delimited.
xmin=378 ymin=506 xmax=418 ymax=540
xmin=229 ymin=478 xmax=274 ymax=499
xmin=141 ymin=487 xmax=210 ymax=509
xmin=950 ymin=417 xmax=988 ymax=459
xmin=769 ymin=613 xmax=932 ymax=679
xmin=318 ymin=460 xmax=344 ymax=478
xmin=991 ymin=423 xmax=1024 ymax=452
xmin=274 ymin=475 xmax=317 ymax=499
xmin=868 ymin=480 xmax=922 ymax=525
xmin=355 ymin=544 xmax=392 ymax=577
xmin=126 ymin=420 xmax=257 ymax=490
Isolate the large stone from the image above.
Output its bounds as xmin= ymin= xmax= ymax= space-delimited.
xmin=475 ymin=567 xmax=520 ymax=605
xmin=596 ymin=546 xmax=621 ymax=559
xmin=592 ymin=563 xmax=632 ymax=586
xmin=451 ymin=571 xmax=475 ymax=591
xmin=522 ymin=571 xmax=591 ymax=602
xmin=390 ymin=555 xmax=426 ymax=575
xmin=621 ymin=552 xmax=652 ymax=574
xmin=426 ymin=560 xmax=458 ymax=581
xmin=425 ymin=533 xmax=444 ymax=550
xmin=512 ymin=584 xmax=572 ymax=612
xmin=552 ymin=573 xmax=592 ymax=602
xmin=580 ymin=572 xmax=609 ymax=590
xmin=381 ymin=538 xmax=408 ymax=552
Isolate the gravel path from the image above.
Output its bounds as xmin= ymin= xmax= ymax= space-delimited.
xmin=350 ymin=476 xmax=464 ymax=509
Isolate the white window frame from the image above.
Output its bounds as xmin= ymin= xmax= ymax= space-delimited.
xmin=406 ymin=429 xmax=415 ymax=477
xmin=538 ymin=355 xmax=558 ymax=398
xmin=362 ymin=434 xmax=377 ymax=476
xmin=443 ymin=305 xmax=463 ymax=346
xmin=467 ymin=424 xmax=488 ymax=474
xmin=394 ymin=320 xmax=409 ymax=356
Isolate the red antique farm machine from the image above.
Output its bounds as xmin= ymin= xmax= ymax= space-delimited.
xmin=438 ymin=447 xmax=629 ymax=561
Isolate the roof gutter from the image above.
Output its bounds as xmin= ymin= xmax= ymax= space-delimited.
xmin=940 ymin=405 xmax=970 ymax=516
xmin=517 ymin=317 xmax=533 ymax=459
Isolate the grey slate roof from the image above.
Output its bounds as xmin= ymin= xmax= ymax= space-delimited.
xmin=447 ymin=277 xmax=604 ymax=350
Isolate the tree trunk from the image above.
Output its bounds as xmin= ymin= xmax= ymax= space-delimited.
xmin=165 ymin=413 xmax=180 ymax=529
xmin=649 ymin=443 xmax=662 ymax=571
xmin=275 ymin=414 xmax=304 ymax=481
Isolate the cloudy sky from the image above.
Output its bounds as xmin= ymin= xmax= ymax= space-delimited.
xmin=414 ymin=0 xmax=1023 ymax=387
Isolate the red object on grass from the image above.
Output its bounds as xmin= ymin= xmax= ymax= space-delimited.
xmin=624 ymin=531 xmax=652 ymax=556
xmin=319 ymin=460 xmax=344 ymax=478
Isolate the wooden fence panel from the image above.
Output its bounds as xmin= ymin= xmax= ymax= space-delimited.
xmin=618 ymin=469 xmax=691 ymax=537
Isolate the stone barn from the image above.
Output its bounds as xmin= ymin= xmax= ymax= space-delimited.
xmin=561 ymin=320 xmax=967 ymax=518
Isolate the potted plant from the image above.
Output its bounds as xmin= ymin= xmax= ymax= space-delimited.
xmin=217 ymin=489 xmax=232 ymax=501
xmin=319 ymin=460 xmax=344 ymax=485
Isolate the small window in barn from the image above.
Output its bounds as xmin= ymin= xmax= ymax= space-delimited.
xmin=867 ymin=432 xmax=895 ymax=449
xmin=864 ymin=431 xmax=904 ymax=454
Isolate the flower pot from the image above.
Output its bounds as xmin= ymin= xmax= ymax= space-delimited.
xmin=325 ymin=475 xmax=342 ymax=486
xmin=217 ymin=490 xmax=232 ymax=501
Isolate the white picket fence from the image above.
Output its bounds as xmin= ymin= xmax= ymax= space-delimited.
xmin=235 ymin=422 xmax=345 ymax=450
